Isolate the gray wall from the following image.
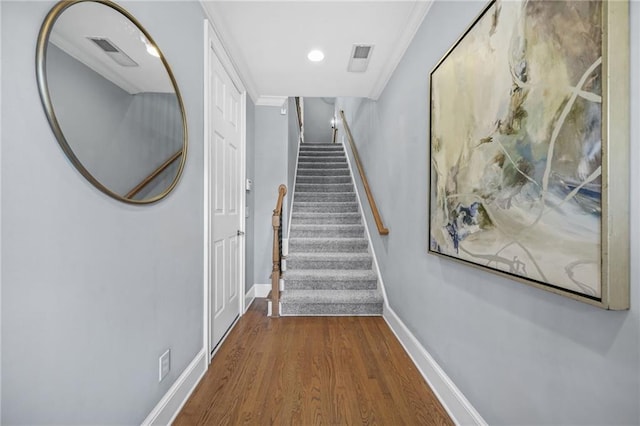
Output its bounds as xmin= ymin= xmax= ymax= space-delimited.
xmin=47 ymin=44 xmax=183 ymax=197
xmin=0 ymin=2 xmax=3 ymax=420
xmin=337 ymin=1 xmax=639 ymax=424
xmin=252 ymin=106 xmax=288 ymax=285
xmin=245 ymin=96 xmax=256 ymax=292
xmin=1 ymin=1 xmax=206 ymax=424
xmin=303 ymin=97 xmax=334 ymax=143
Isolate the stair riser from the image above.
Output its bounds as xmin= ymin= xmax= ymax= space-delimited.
xmin=287 ymin=258 xmax=372 ymax=269
xmin=298 ymin=159 xmax=347 ymax=165
xmin=285 ymin=279 xmax=377 ymax=290
xmin=295 ymin=193 xmax=356 ymax=202
xmin=295 ymin=184 xmax=353 ymax=193
xmin=298 ymin=162 xmax=347 ymax=169
xmin=293 ymin=203 xmax=358 ymax=213
xmin=289 ymin=228 xmax=365 ymax=238
xmin=281 ymin=303 xmax=383 ymax=316
xmin=298 ymin=151 xmax=347 ymax=156
xmin=296 ymin=176 xmax=351 ymax=184
xmin=299 ymin=152 xmax=346 ymax=156
xmin=292 ymin=215 xmax=361 ymax=225
xmin=288 ymin=239 xmax=368 ymax=252
xmin=298 ymin=152 xmax=345 ymax=157
xmin=297 ymin=169 xmax=350 ymax=176
xmin=300 ymin=146 xmax=344 ymax=151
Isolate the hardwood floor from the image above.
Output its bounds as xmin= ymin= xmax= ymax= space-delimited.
xmin=174 ymin=299 xmax=453 ymax=425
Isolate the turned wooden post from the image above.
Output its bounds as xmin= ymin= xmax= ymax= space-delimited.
xmin=271 ymin=184 xmax=287 ymax=317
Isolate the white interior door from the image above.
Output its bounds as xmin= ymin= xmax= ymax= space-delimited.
xmin=209 ymin=44 xmax=242 ymax=354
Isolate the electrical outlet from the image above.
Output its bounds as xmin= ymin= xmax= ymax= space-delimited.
xmin=159 ymin=349 xmax=170 ymax=382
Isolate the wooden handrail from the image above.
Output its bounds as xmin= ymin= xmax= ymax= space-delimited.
xmin=295 ymin=96 xmax=304 ymax=145
xmin=271 ymin=184 xmax=287 ymax=317
xmin=295 ymin=97 xmax=302 ymax=131
xmin=125 ymin=150 xmax=183 ymax=199
xmin=339 ymin=110 xmax=389 ymax=235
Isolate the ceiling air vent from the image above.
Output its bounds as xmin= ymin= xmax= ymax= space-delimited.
xmin=348 ymin=44 xmax=374 ymax=73
xmin=88 ymin=37 xmax=138 ymax=67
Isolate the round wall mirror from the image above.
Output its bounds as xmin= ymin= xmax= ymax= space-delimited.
xmin=36 ymin=0 xmax=187 ymax=204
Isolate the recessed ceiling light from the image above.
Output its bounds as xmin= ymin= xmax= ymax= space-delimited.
xmin=140 ymin=33 xmax=160 ymax=58
xmin=307 ymin=49 xmax=324 ymax=62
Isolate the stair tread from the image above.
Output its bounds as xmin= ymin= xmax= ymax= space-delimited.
xmin=299 ymin=155 xmax=344 ymax=157
xmin=296 ymin=178 xmax=352 ymax=182
xmin=294 ymin=201 xmax=358 ymax=205
xmin=288 ymin=238 xmax=368 ymax=252
xmin=288 ymin=236 xmax=367 ymax=241
xmin=291 ymin=224 xmax=363 ymax=229
xmin=295 ymin=191 xmax=354 ymax=195
xmin=285 ymin=269 xmax=377 ymax=280
xmin=296 ymin=182 xmax=351 ymax=186
xmin=292 ymin=211 xmax=360 ymax=215
xmin=295 ymin=184 xmax=352 ymax=188
xmin=299 ymin=156 xmax=346 ymax=159
xmin=288 ymin=237 xmax=368 ymax=246
xmin=298 ymin=170 xmax=350 ymax=176
xmin=281 ymin=289 xmax=383 ymax=304
xmin=299 ymin=162 xmax=347 ymax=165
xmin=292 ymin=202 xmax=359 ymax=213
xmin=291 ymin=213 xmax=362 ymax=224
xmin=288 ymin=252 xmax=371 ymax=260
xmin=296 ymin=175 xmax=351 ymax=178
xmin=293 ymin=212 xmax=361 ymax=216
xmin=297 ymin=169 xmax=350 ymax=173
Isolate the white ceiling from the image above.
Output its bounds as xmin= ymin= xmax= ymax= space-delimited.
xmin=201 ymin=1 xmax=433 ymax=102
xmin=50 ymin=1 xmax=174 ymax=94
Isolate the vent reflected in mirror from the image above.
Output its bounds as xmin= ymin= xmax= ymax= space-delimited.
xmin=36 ymin=0 xmax=187 ymax=204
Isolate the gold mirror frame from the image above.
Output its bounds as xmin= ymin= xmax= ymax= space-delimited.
xmin=36 ymin=0 xmax=188 ymax=204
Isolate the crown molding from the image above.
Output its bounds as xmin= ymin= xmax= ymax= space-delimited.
xmin=255 ymin=96 xmax=288 ymax=107
xmin=199 ymin=1 xmax=259 ymax=103
xmin=369 ymin=0 xmax=434 ymax=100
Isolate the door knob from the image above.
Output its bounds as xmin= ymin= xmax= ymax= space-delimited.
xmin=237 ymin=230 xmax=245 ymax=236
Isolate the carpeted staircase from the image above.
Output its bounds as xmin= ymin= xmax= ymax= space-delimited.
xmin=280 ymin=142 xmax=383 ymax=315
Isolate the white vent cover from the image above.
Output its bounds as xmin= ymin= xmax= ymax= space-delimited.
xmin=347 ymin=44 xmax=374 ymax=73
xmin=88 ymin=37 xmax=138 ymax=67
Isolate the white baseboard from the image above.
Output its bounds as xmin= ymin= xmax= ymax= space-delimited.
xmin=244 ymin=286 xmax=255 ymax=312
xmin=141 ymin=348 xmax=207 ymax=426
xmin=245 ymin=283 xmax=271 ymax=311
xmin=383 ymin=306 xmax=487 ymax=426
xmin=245 ymin=283 xmax=273 ymax=314
xmin=254 ymin=283 xmax=271 ymax=298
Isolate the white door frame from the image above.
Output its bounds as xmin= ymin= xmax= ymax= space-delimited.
xmin=203 ymin=19 xmax=247 ymax=362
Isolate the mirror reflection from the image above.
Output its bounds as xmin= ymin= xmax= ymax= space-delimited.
xmin=38 ymin=0 xmax=187 ymax=203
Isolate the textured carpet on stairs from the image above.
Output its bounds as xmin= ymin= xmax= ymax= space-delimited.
xmin=281 ymin=142 xmax=383 ymax=316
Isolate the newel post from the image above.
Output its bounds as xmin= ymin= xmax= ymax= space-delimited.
xmin=270 ymin=184 xmax=287 ymax=317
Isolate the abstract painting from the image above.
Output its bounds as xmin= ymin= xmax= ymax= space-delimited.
xmin=429 ymin=0 xmax=629 ymax=308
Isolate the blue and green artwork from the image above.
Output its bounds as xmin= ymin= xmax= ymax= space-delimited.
xmin=429 ymin=0 xmax=603 ymax=298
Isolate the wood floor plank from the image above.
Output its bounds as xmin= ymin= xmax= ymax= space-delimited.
xmin=174 ymin=299 xmax=453 ymax=426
